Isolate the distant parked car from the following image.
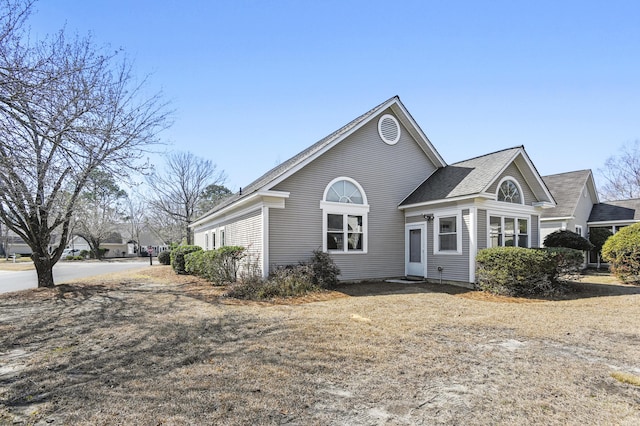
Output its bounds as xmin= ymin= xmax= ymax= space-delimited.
xmin=61 ymin=248 xmax=81 ymax=258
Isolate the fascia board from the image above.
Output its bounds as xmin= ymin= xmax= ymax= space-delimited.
xmin=189 ymin=190 xmax=289 ymax=228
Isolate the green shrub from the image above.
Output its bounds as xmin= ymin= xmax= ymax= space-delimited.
xmin=543 ymin=247 xmax=584 ymax=281
xmin=183 ymin=246 xmax=246 ymax=284
xmin=79 ymin=250 xmax=89 ymax=258
xmin=476 ymin=247 xmax=558 ymax=296
xmin=544 ymin=230 xmax=594 ymax=251
xmin=308 ymin=249 xmax=340 ymax=289
xmin=601 ymin=223 xmax=640 ymax=284
xmin=170 ymin=245 xmax=203 ymax=274
xmin=157 ymin=250 xmax=171 ymax=265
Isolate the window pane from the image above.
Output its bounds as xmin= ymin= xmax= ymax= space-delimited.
xmin=498 ymin=180 xmax=522 ymax=204
xmin=490 ymin=216 xmax=501 ymax=247
xmin=440 ymin=234 xmax=457 ymax=251
xmin=347 ymin=215 xmax=362 ymax=232
xmin=518 ymin=235 xmax=528 ymax=247
xmin=328 ymin=214 xmax=343 ymax=232
xmin=327 ymin=233 xmax=343 ymax=250
xmin=348 ymin=233 xmax=362 ymax=250
xmin=504 ymin=218 xmax=515 ymax=233
xmin=327 ymin=180 xmax=363 ymax=204
xmin=519 ymin=219 xmax=528 ymax=234
xmin=409 ymin=229 xmax=421 ymax=262
xmin=439 ymin=217 xmax=456 ymax=233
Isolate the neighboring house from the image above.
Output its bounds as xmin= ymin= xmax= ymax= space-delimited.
xmin=191 ymin=96 xmax=556 ymax=287
xmin=586 ymin=198 xmax=640 ymax=264
xmin=540 ymin=170 xmax=640 ymax=266
xmin=67 ymin=226 xmax=169 ymax=258
xmin=540 ymin=170 xmax=599 ymax=242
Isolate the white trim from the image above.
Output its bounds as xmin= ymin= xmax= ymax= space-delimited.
xmin=321 ymin=177 xmax=369 ymax=254
xmin=322 ymin=176 xmax=369 ymax=205
xmin=261 ymin=206 xmax=269 ymax=279
xmin=588 ymin=220 xmax=640 ymax=226
xmin=540 ymin=216 xmax=574 ymax=222
xmin=399 ymin=193 xmax=494 ymax=210
xmin=433 ymin=210 xmax=462 ymax=255
xmin=190 ymin=190 xmax=289 ymax=228
xmin=468 ymin=207 xmax=477 ymax=283
xmin=496 ymin=176 xmax=525 ymax=204
xmin=405 ymin=222 xmax=427 ymax=277
xmin=378 ymin=114 xmax=401 ymax=145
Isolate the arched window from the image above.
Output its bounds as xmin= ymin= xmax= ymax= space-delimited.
xmin=321 ymin=177 xmax=369 ymax=253
xmin=497 ymin=178 xmax=523 ymax=204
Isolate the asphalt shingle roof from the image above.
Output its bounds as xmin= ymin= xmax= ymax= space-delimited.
xmin=541 ymin=170 xmax=592 ymax=219
xmin=400 ymin=147 xmax=521 ymax=206
xmin=588 ymin=199 xmax=640 ymax=222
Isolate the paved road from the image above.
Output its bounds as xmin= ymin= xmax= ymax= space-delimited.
xmin=0 ymin=261 xmax=152 ymax=294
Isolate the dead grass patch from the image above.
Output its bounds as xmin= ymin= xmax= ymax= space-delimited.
xmin=1 ymin=268 xmax=639 ymax=425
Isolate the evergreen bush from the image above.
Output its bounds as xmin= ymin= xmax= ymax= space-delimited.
xmin=601 ymin=223 xmax=640 ymax=284
xmin=476 ymin=247 xmax=558 ymax=296
xmin=157 ymin=250 xmax=171 ymax=265
xmin=543 ymin=230 xmax=594 ymax=251
xmin=170 ymin=245 xmax=203 ymax=274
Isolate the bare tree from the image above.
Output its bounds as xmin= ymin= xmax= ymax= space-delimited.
xmin=123 ymin=192 xmax=147 ymax=256
xmin=146 ymin=152 xmax=226 ymax=245
xmin=0 ymin=1 xmax=170 ymax=287
xmin=599 ymin=140 xmax=640 ymax=201
xmin=74 ymin=170 xmax=127 ymax=260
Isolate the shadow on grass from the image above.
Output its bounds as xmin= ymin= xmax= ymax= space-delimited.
xmin=334 ymin=281 xmax=472 ymax=297
xmin=556 ymin=280 xmax=640 ymax=300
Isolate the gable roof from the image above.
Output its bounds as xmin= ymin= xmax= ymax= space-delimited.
xmin=192 ymin=96 xmax=447 ymax=226
xmin=400 ymin=146 xmax=555 ymax=207
xmin=588 ymin=199 xmax=640 ymax=223
xmin=541 ymin=170 xmax=598 ymax=219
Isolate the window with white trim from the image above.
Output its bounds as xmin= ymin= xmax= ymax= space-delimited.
xmin=212 ymin=231 xmax=216 ymax=249
xmin=575 ymin=225 xmax=583 ymax=236
xmin=435 ymin=213 xmax=462 ymax=254
xmin=205 ymin=233 xmax=209 ymax=250
xmin=220 ymin=229 xmax=225 ymax=247
xmin=497 ymin=178 xmax=523 ymax=204
xmin=321 ymin=177 xmax=369 ymax=253
xmin=490 ymin=215 xmax=529 ymax=247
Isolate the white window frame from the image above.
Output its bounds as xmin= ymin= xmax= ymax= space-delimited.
xmin=488 ymin=214 xmax=531 ymax=248
xmin=496 ymin=176 xmax=525 ymax=205
xmin=434 ymin=211 xmax=462 ymax=255
xmin=204 ymin=232 xmax=209 ymax=251
xmin=575 ymin=225 xmax=583 ymax=236
xmin=321 ymin=177 xmax=369 ymax=254
xmin=219 ymin=227 xmax=225 ymax=247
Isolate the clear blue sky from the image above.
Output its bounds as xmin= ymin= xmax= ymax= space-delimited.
xmin=29 ymin=0 xmax=640 ymax=191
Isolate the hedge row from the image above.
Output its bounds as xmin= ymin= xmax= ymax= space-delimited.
xmin=476 ymin=246 xmax=584 ymax=296
xmin=184 ymin=246 xmax=246 ymax=285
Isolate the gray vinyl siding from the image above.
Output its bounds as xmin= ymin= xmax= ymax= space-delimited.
xmin=223 ymin=210 xmax=262 ymax=270
xmin=193 ymin=209 xmax=263 ymax=273
xmin=426 ymin=209 xmax=471 ymax=283
xmin=269 ymin=109 xmax=438 ymax=281
xmin=487 ymin=163 xmax=537 ymax=205
xmin=540 ymin=220 xmax=563 ymax=246
xmin=477 ymin=209 xmax=487 ymax=250
xmin=531 ymin=215 xmax=540 ymax=247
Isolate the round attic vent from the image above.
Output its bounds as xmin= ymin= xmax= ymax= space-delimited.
xmin=378 ymin=114 xmax=401 ymax=145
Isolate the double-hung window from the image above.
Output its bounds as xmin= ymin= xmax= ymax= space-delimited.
xmin=321 ymin=178 xmax=369 ymax=253
xmin=435 ymin=213 xmax=461 ymax=254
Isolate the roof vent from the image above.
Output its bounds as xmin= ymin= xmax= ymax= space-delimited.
xmin=378 ymin=114 xmax=400 ymax=145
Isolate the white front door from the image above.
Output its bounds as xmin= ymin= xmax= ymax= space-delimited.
xmin=405 ymin=223 xmax=426 ymax=277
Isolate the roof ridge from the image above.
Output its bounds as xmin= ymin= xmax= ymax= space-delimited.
xmin=451 ymin=145 xmax=523 ymax=165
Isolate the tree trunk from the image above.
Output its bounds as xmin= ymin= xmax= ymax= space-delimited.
xmin=33 ymin=256 xmax=56 ymax=288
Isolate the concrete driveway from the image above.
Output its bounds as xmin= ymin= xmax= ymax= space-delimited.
xmin=0 ymin=260 xmax=152 ymax=294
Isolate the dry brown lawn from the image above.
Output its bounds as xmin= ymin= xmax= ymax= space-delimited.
xmin=1 ymin=266 xmax=639 ymax=425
